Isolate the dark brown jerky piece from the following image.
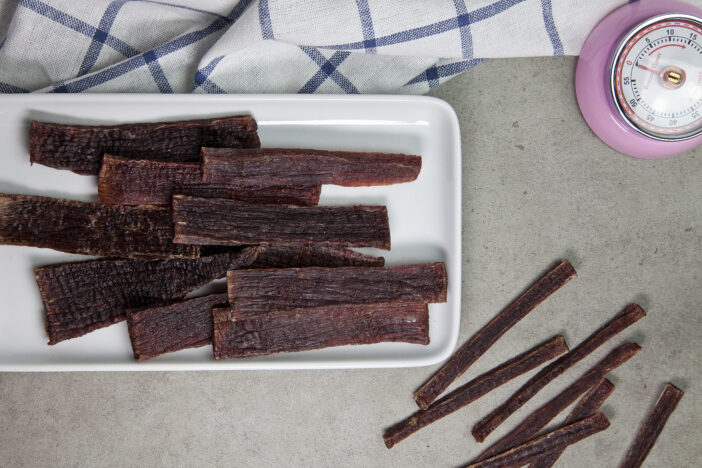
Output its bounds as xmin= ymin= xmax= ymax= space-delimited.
xmin=29 ymin=116 xmax=260 ymax=175
xmin=201 ymin=147 xmax=422 ymax=187
xmin=472 ymin=304 xmax=645 ymax=442
xmin=464 ymin=413 xmax=611 ymax=468
xmin=35 ymin=248 xmax=259 ymax=344
xmin=212 ymin=302 xmax=429 ymax=359
xmin=475 ymin=343 xmax=640 ymax=462
xmin=383 ymin=336 xmax=569 ymax=449
xmin=127 ymin=293 xmax=228 ymax=361
xmin=98 ymin=155 xmax=321 ymax=206
xmin=619 ymin=383 xmax=684 ymax=468
xmin=251 ymin=244 xmax=384 ymax=268
xmin=529 ymin=378 xmax=615 ymax=468
xmin=227 ymin=263 xmax=447 ymax=316
xmin=0 ymin=193 xmax=198 ymax=259
xmin=173 ymin=195 xmax=391 ymax=249
xmin=413 ymin=260 xmax=577 ymax=410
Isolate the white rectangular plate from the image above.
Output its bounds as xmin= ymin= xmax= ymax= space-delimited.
xmin=0 ymin=94 xmax=461 ymax=371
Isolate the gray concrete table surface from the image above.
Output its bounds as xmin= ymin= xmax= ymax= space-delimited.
xmin=1 ymin=57 xmax=700 ymax=467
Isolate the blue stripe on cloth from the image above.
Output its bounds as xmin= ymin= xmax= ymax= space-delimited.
xmin=20 ymin=0 xmax=138 ymax=57
xmin=144 ymin=50 xmax=173 ymax=92
xmin=45 ymin=0 xmax=253 ymax=93
xmin=405 ymin=58 xmax=484 ymax=87
xmin=259 ymin=0 xmax=274 ymax=39
xmin=193 ymin=55 xmax=225 ymax=91
xmin=355 ymin=0 xmax=376 ymax=54
xmin=0 ymin=38 xmax=6 ymax=51
xmin=78 ymin=0 xmax=129 ymax=76
xmin=452 ymin=0 xmax=473 ymax=58
xmin=321 ymin=0 xmax=526 ymax=50
xmin=540 ymin=0 xmax=563 ymax=55
xmin=298 ymin=47 xmax=358 ymax=94
xmin=0 ymin=81 xmax=30 ymax=93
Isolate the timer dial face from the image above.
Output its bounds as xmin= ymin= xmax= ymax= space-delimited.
xmin=612 ymin=14 xmax=702 ymax=140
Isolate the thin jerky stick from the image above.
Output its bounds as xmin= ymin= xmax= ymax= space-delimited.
xmin=619 ymin=383 xmax=684 ymax=468
xmin=0 ymin=193 xmax=198 ymax=259
xmin=202 ymin=147 xmax=421 ymax=187
xmin=472 ymin=304 xmax=646 ymax=442
xmin=475 ymin=343 xmax=640 ymax=462
xmin=127 ymin=293 xmax=228 ymax=361
xmin=227 ymin=263 xmax=447 ymax=316
xmin=213 ymin=302 xmax=429 ymax=359
xmin=383 ymin=336 xmax=569 ymax=449
xmin=464 ymin=413 xmax=611 ymax=468
xmin=529 ymin=378 xmax=615 ymax=468
xmin=98 ymin=155 xmax=320 ymax=206
xmin=173 ymin=195 xmax=391 ymax=249
xmin=413 ymin=260 xmax=577 ymax=410
xmin=29 ymin=116 xmax=260 ymax=175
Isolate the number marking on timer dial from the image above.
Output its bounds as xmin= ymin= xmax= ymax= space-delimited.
xmin=612 ymin=14 xmax=702 ymax=140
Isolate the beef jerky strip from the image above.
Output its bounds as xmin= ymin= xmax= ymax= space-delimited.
xmin=173 ymin=195 xmax=391 ymax=249
xmin=383 ymin=336 xmax=569 ymax=449
xmin=250 ymin=244 xmax=384 ymax=268
xmin=127 ymin=293 xmax=228 ymax=361
xmin=0 ymin=193 xmax=198 ymax=259
xmin=227 ymin=263 xmax=447 ymax=316
xmin=619 ymin=383 xmax=684 ymax=468
xmin=29 ymin=116 xmax=260 ymax=175
xmin=201 ymin=147 xmax=421 ymax=187
xmin=529 ymin=378 xmax=615 ymax=468
xmin=472 ymin=304 xmax=645 ymax=442
xmin=413 ymin=260 xmax=577 ymax=410
xmin=464 ymin=413 xmax=611 ymax=468
xmin=475 ymin=343 xmax=640 ymax=462
xmin=98 ymin=155 xmax=321 ymax=206
xmin=213 ymin=302 xmax=429 ymax=359
xmin=35 ymin=248 xmax=260 ymax=344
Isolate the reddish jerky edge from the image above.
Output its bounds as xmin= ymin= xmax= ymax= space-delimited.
xmin=413 ymin=260 xmax=577 ymax=410
xmin=474 ymin=342 xmax=640 ymax=463
xmin=619 ymin=383 xmax=684 ymax=468
xmin=29 ymin=115 xmax=260 ymax=175
xmin=98 ymin=155 xmax=320 ymax=206
xmin=226 ymin=263 xmax=447 ymax=316
xmin=212 ymin=302 xmax=429 ymax=359
xmin=383 ymin=335 xmax=569 ymax=449
xmin=173 ymin=195 xmax=391 ymax=249
xmin=201 ymin=147 xmax=421 ymax=187
xmin=472 ymin=304 xmax=645 ymax=442
xmin=528 ymin=378 xmax=615 ymax=468
xmin=464 ymin=413 xmax=611 ymax=468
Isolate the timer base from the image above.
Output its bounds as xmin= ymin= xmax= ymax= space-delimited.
xmin=576 ymin=0 xmax=702 ymax=159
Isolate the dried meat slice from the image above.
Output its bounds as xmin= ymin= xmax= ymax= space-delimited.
xmin=213 ymin=302 xmax=429 ymax=359
xmin=227 ymin=263 xmax=447 ymax=316
xmin=98 ymin=155 xmax=321 ymax=206
xmin=250 ymin=244 xmax=384 ymax=268
xmin=201 ymin=147 xmax=421 ymax=187
xmin=35 ymin=248 xmax=259 ymax=344
xmin=29 ymin=115 xmax=260 ymax=175
xmin=0 ymin=193 xmax=198 ymax=258
xmin=127 ymin=293 xmax=229 ymax=361
xmin=173 ymin=195 xmax=391 ymax=249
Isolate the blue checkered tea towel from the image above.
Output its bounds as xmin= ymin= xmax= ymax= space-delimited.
xmin=0 ymin=0 xmax=684 ymax=94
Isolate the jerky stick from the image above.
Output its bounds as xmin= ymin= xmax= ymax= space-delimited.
xmin=98 ymin=155 xmax=321 ymax=206
xmin=383 ymin=336 xmax=569 ymax=449
xmin=472 ymin=304 xmax=646 ymax=442
xmin=529 ymin=378 xmax=615 ymax=468
xmin=413 ymin=260 xmax=577 ymax=410
xmin=464 ymin=413 xmax=611 ymax=468
xmin=202 ymin=147 xmax=422 ymax=187
xmin=173 ymin=195 xmax=391 ymax=249
xmin=619 ymin=383 xmax=684 ymax=468
xmin=475 ymin=343 xmax=640 ymax=462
